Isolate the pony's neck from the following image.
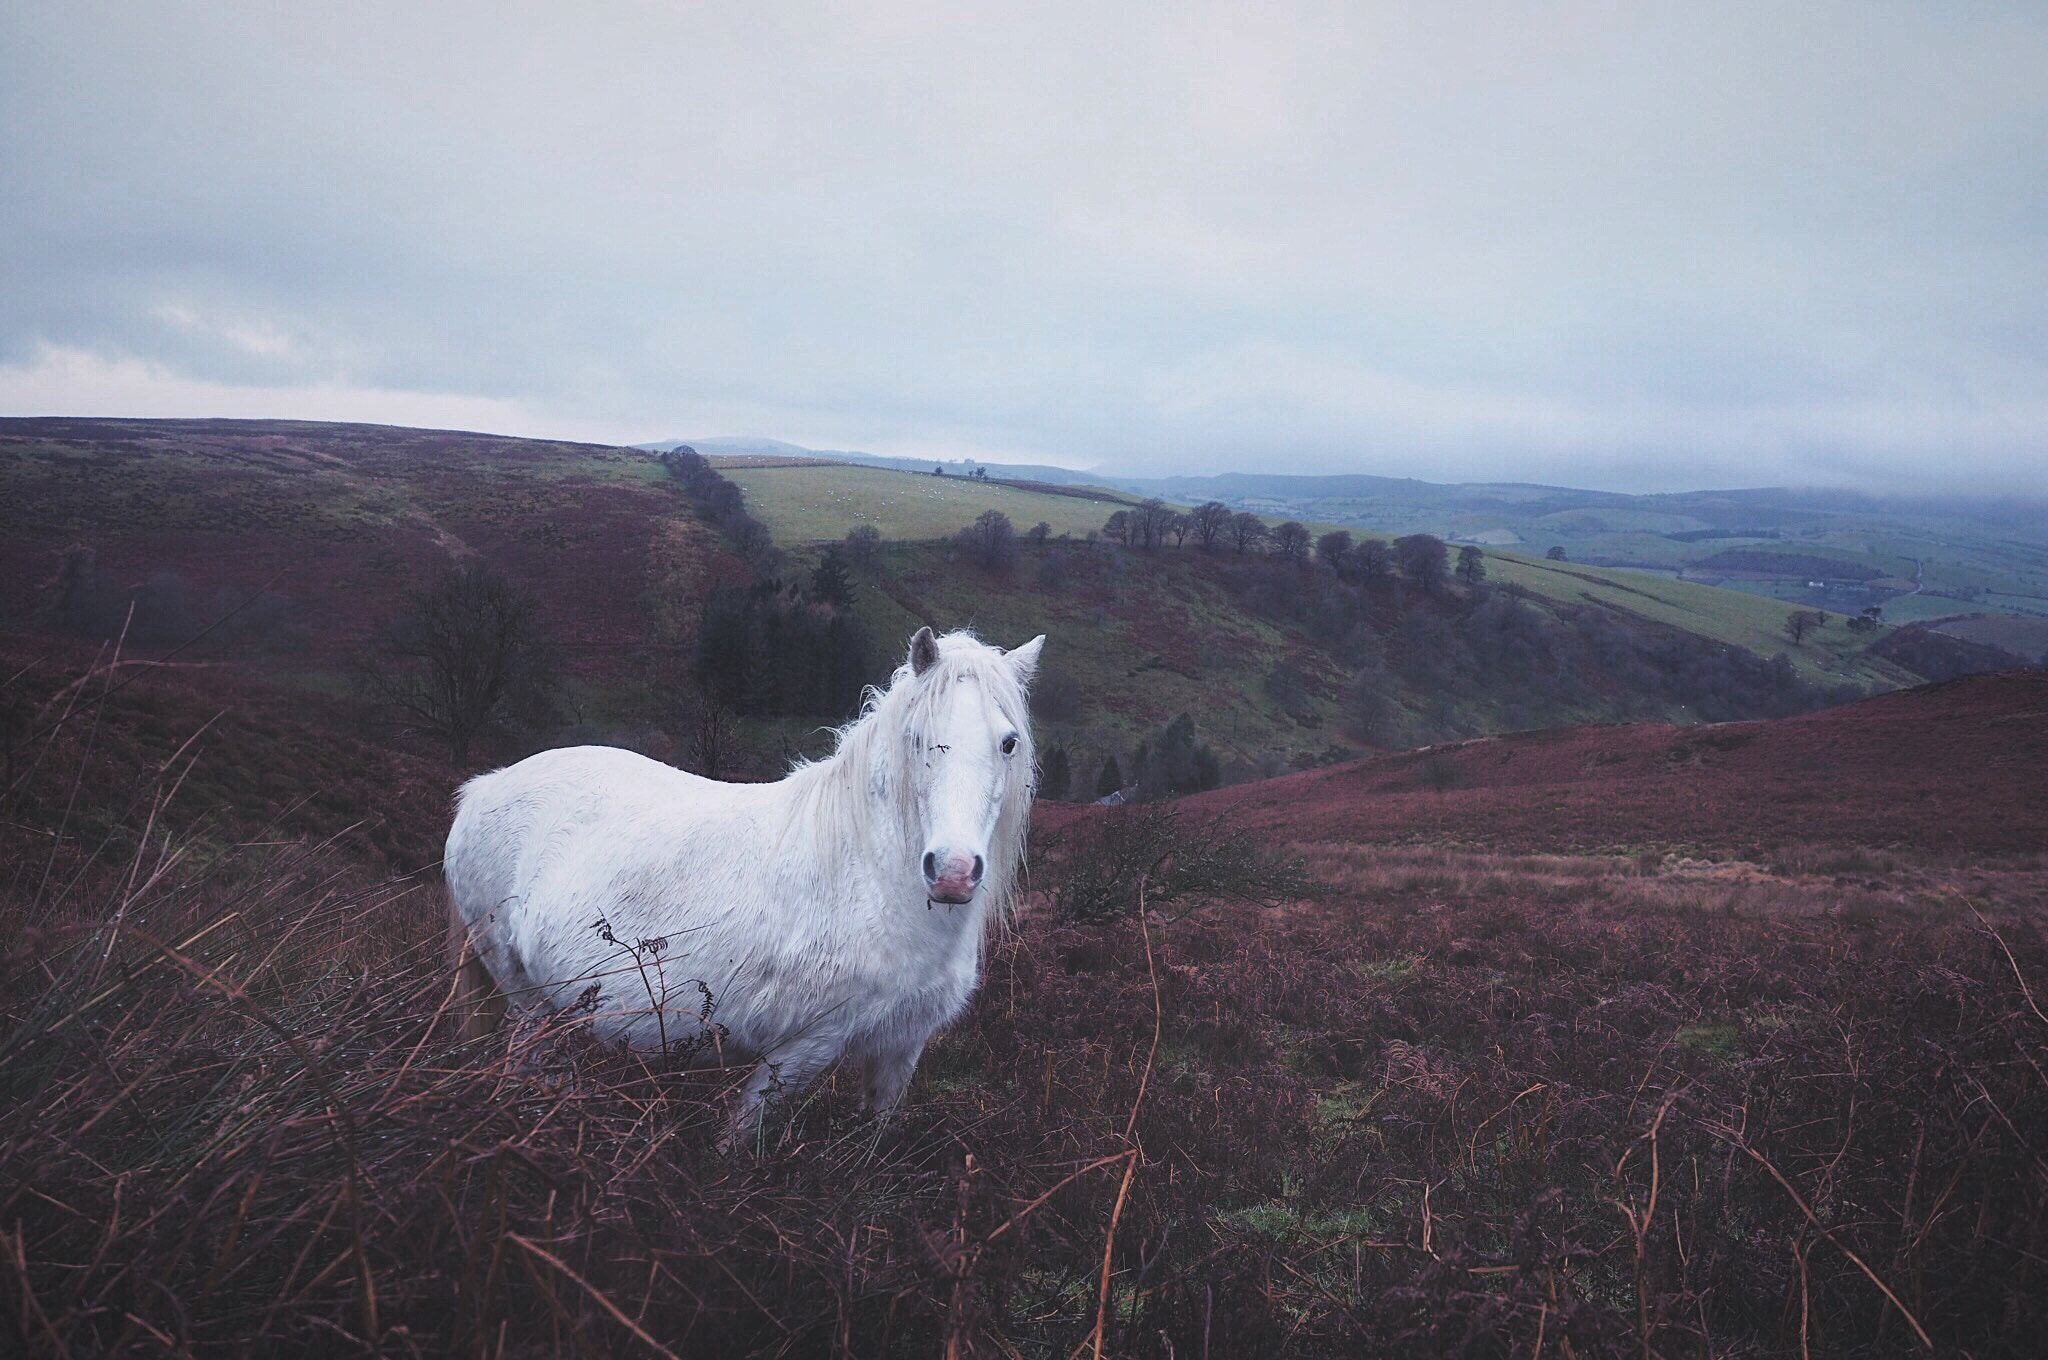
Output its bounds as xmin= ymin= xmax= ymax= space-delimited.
xmin=782 ymin=684 xmax=916 ymax=866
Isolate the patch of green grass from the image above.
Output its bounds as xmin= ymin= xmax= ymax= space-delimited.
xmin=720 ymin=462 xmax=1132 ymax=543
xmin=1215 ymin=1195 xmax=1384 ymax=1244
xmin=1675 ymin=1020 xmax=1743 ymax=1060
xmin=1485 ymin=552 xmax=1902 ymax=686
xmin=1311 ymin=1081 xmax=1387 ymax=1148
xmin=1357 ymin=957 xmax=1419 ymax=985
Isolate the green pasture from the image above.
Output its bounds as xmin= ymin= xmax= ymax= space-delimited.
xmin=717 ymin=461 xmax=1133 ymax=543
xmin=1479 ymin=553 xmax=1904 ymax=687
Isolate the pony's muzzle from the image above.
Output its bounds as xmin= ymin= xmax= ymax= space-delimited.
xmin=923 ymin=849 xmax=983 ymax=904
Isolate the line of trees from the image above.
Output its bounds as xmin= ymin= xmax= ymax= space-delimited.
xmin=945 ymin=491 xmax=1864 ymax=776
xmin=1034 ymin=711 xmax=1224 ymax=804
xmin=694 ymin=578 xmax=875 ymax=721
xmin=1094 ymin=501 xmax=1469 ymax=595
xmin=659 ymin=446 xmax=774 ymax=565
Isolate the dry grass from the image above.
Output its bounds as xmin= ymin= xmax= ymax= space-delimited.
xmin=5 ymin=652 xmax=2048 ymax=1357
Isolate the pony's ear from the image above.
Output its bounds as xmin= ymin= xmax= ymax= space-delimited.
xmin=909 ymin=626 xmax=940 ymax=676
xmin=1006 ymin=635 xmax=1045 ymax=688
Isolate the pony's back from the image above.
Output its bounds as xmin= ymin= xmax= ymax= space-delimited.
xmin=444 ymin=746 xmax=720 ymax=1016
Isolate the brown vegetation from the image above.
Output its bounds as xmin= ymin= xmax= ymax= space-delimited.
xmin=1171 ymin=670 xmax=2048 ymax=857
xmin=4 ymin=647 xmax=2047 ymax=1356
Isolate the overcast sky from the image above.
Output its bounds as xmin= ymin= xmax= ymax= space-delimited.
xmin=3 ymin=2 xmax=2045 ymax=493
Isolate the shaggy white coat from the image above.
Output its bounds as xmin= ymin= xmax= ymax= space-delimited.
xmin=444 ymin=629 xmax=1043 ymax=1128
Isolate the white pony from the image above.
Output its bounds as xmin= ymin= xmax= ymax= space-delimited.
xmin=444 ymin=626 xmax=1043 ymax=1137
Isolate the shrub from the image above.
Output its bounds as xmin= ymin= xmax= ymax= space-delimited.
xmin=956 ymin=509 xmax=1017 ymax=570
xmin=1040 ymin=803 xmax=1314 ymax=921
xmin=1037 ymin=743 xmax=1072 ymax=800
xmin=1029 ymin=668 xmax=1087 ymax=723
xmin=842 ymin=523 xmax=883 ymax=570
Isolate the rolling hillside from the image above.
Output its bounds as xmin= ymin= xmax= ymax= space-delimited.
xmin=1112 ymin=472 xmax=2048 ymax=622
xmin=663 ymin=439 xmax=2048 ymax=624
xmin=1156 ymin=668 xmax=2048 ymax=856
xmin=0 ymin=417 xmax=742 ymax=727
xmin=7 ymin=425 xmax=2046 ymax=1357
xmin=1 ymin=418 xmax=2016 ymax=788
xmin=714 ymin=457 xmax=1907 ymax=688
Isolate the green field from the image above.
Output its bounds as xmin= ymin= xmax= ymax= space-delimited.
xmin=718 ymin=461 xmax=1133 ymax=543
xmin=1480 ymin=554 xmax=1908 ymax=687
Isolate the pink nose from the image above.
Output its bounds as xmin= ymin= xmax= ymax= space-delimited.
xmin=922 ymin=850 xmax=983 ymax=903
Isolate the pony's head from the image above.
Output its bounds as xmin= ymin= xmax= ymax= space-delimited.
xmin=890 ymin=626 xmax=1043 ymax=907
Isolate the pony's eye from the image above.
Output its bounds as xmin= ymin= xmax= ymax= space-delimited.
xmin=1000 ymin=734 xmax=1019 ymax=756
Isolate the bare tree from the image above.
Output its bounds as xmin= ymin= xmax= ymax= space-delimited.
xmin=1191 ymin=500 xmax=1232 ymax=551
xmin=1134 ymin=499 xmax=1177 ymax=550
xmin=1026 ymin=521 xmax=1052 ymax=548
xmin=842 ymin=523 xmax=883 ymax=571
xmin=1229 ymin=511 xmax=1268 ymax=555
xmin=683 ymin=697 xmax=741 ymax=780
xmin=362 ymin=562 xmax=552 ymax=765
xmin=957 ymin=509 xmax=1017 ymax=569
xmin=1168 ymin=513 xmax=1192 ymax=548
xmin=1393 ymin=534 xmax=1450 ymax=592
xmin=1785 ymin=609 xmax=1828 ymax=644
xmin=1317 ymin=530 xmax=1353 ymax=573
xmin=1354 ymin=538 xmax=1391 ymax=580
xmin=1103 ymin=509 xmax=1133 ymax=546
xmin=1273 ymin=521 xmax=1312 ymax=565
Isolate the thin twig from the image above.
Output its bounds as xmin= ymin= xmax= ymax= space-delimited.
xmin=507 ymin=1234 xmax=683 ymax=1360
xmin=1703 ymin=1120 xmax=1934 ymax=1350
xmin=1959 ymin=893 xmax=2047 ymax=1028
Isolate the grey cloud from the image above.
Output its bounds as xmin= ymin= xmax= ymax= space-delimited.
xmin=3 ymin=1 xmax=2046 ymax=494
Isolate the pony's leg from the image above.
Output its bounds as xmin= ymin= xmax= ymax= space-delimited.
xmin=720 ymin=1040 xmax=840 ymax=1154
xmin=858 ymin=1036 xmax=929 ymax=1117
xmin=446 ymin=894 xmax=507 ymax=1045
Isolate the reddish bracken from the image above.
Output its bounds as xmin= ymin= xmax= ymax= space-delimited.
xmin=1118 ymin=669 xmax=2048 ymax=856
xmin=2 ymin=651 xmax=2044 ymax=1356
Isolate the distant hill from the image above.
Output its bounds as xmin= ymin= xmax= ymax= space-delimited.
xmin=642 ymin=436 xmax=2048 ymax=623
xmin=1867 ymin=625 xmax=2035 ymax=682
xmin=720 ymin=459 xmax=1912 ymax=692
